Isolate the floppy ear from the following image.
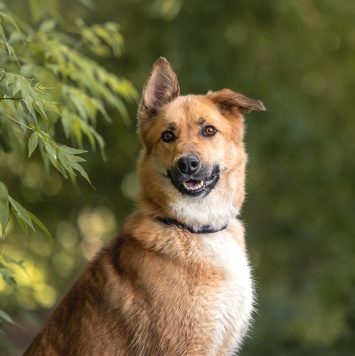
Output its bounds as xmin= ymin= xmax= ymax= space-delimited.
xmin=207 ymin=89 xmax=266 ymax=115
xmin=138 ymin=57 xmax=180 ymax=123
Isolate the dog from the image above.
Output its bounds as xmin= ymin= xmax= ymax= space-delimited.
xmin=24 ymin=57 xmax=265 ymax=355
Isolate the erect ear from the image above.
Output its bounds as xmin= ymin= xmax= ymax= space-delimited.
xmin=207 ymin=89 xmax=266 ymax=115
xmin=138 ymin=57 xmax=180 ymax=123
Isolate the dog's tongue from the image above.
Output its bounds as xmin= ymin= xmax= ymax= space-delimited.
xmin=185 ymin=180 xmax=202 ymax=187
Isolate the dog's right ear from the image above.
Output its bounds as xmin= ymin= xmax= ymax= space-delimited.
xmin=138 ymin=57 xmax=180 ymax=123
xmin=207 ymin=89 xmax=266 ymax=115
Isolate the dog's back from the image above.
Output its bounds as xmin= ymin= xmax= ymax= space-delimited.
xmin=25 ymin=58 xmax=265 ymax=355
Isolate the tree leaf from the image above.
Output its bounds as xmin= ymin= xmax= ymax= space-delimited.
xmin=56 ymin=147 xmax=94 ymax=188
xmin=0 ymin=309 xmax=15 ymax=325
xmin=60 ymin=145 xmax=87 ymax=155
xmin=0 ymin=182 xmax=8 ymax=198
xmin=0 ymin=269 xmax=17 ymax=287
xmin=0 ymin=198 xmax=9 ymax=238
xmin=38 ymin=19 xmax=57 ymax=33
xmin=0 ymin=182 xmax=9 ymax=237
xmin=2 ymin=254 xmax=26 ymax=273
xmin=8 ymin=197 xmax=35 ymax=231
xmin=28 ymin=131 xmax=38 ymax=157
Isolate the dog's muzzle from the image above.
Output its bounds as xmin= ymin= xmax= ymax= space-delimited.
xmin=167 ymin=154 xmax=220 ymax=197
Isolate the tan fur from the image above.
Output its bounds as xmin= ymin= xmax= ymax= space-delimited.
xmin=25 ymin=58 xmax=265 ymax=356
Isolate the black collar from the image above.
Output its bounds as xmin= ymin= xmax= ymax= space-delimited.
xmin=156 ymin=217 xmax=228 ymax=234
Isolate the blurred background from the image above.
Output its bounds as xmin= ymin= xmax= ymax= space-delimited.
xmin=1 ymin=0 xmax=355 ymax=355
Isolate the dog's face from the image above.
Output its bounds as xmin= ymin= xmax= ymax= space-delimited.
xmin=137 ymin=58 xmax=265 ymax=230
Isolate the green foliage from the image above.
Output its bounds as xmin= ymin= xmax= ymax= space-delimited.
xmin=0 ymin=0 xmax=137 ymax=338
xmin=76 ymin=18 xmax=124 ymax=58
xmin=0 ymin=252 xmax=23 ymax=332
xmin=1 ymin=180 xmax=53 ymax=241
xmin=0 ymin=251 xmax=27 ymax=338
xmin=0 ymin=252 xmax=26 ymax=287
xmin=28 ymin=0 xmax=61 ymax=23
xmin=0 ymin=308 xmax=15 ymax=335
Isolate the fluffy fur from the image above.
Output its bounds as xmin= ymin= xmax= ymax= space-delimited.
xmin=24 ymin=57 xmax=265 ymax=356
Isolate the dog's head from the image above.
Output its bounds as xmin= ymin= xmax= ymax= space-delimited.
xmin=137 ymin=58 xmax=265 ymax=231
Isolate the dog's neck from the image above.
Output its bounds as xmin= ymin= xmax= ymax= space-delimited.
xmin=139 ymin=187 xmax=239 ymax=232
xmin=156 ymin=217 xmax=228 ymax=234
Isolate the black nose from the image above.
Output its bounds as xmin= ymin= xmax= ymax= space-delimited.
xmin=177 ymin=155 xmax=201 ymax=175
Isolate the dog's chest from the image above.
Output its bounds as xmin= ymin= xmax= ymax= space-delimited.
xmin=201 ymin=230 xmax=254 ymax=354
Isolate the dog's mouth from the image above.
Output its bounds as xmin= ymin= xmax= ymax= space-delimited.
xmin=183 ymin=179 xmax=205 ymax=191
xmin=167 ymin=166 xmax=220 ymax=197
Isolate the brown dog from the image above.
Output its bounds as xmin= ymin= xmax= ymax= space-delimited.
xmin=25 ymin=58 xmax=265 ymax=355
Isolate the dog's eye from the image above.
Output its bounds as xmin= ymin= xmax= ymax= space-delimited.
xmin=203 ymin=125 xmax=217 ymax=137
xmin=161 ymin=130 xmax=176 ymax=143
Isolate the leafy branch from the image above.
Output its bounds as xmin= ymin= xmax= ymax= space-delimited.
xmin=0 ymin=251 xmax=25 ymax=331
xmin=0 ymin=70 xmax=91 ymax=185
xmin=0 ymin=182 xmax=53 ymax=241
xmin=0 ymin=0 xmax=137 ymax=333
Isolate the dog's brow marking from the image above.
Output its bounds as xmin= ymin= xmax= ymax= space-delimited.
xmin=168 ymin=122 xmax=176 ymax=131
xmin=198 ymin=117 xmax=206 ymax=125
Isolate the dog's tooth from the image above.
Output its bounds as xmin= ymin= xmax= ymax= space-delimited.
xmin=183 ymin=180 xmax=205 ymax=191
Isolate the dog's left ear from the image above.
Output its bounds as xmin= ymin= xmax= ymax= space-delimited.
xmin=207 ymin=89 xmax=266 ymax=115
xmin=138 ymin=57 xmax=180 ymax=123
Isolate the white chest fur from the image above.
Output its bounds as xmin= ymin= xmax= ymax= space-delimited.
xmin=201 ymin=227 xmax=254 ymax=355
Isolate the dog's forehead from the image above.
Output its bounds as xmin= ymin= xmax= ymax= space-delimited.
xmin=163 ymin=95 xmax=225 ymax=126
